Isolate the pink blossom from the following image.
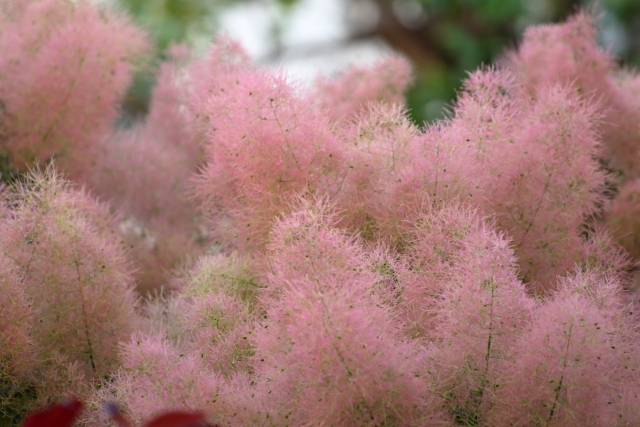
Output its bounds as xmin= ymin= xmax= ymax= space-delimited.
xmin=0 ymin=0 xmax=149 ymax=179
xmin=0 ymin=167 xmax=139 ymax=377
xmin=314 ymin=55 xmax=413 ymax=122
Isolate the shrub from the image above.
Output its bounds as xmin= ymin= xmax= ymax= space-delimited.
xmin=5 ymin=7 xmax=640 ymax=427
xmin=488 ymin=271 xmax=640 ymax=426
xmin=253 ymin=199 xmax=446 ymax=426
xmin=0 ymin=168 xmax=138 ymax=378
xmin=314 ymin=55 xmax=413 ymax=122
xmin=0 ymin=0 xmax=148 ymax=179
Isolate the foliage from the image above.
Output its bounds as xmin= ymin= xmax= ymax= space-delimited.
xmin=4 ymin=3 xmax=640 ymax=427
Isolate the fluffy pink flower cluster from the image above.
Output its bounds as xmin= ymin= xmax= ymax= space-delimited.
xmin=0 ymin=0 xmax=148 ymax=179
xmin=0 ymin=168 xmax=139 ymax=417
xmin=2 ymin=4 xmax=640 ymax=427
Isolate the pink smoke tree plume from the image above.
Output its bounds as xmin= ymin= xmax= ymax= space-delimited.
xmin=2 ymin=4 xmax=640 ymax=427
xmin=314 ymin=55 xmax=413 ymax=122
xmin=0 ymin=0 xmax=148 ymax=180
xmin=0 ymin=167 xmax=139 ymax=418
xmin=88 ymin=45 xmax=203 ymax=293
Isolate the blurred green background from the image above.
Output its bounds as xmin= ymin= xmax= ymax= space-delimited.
xmin=117 ymin=0 xmax=640 ymax=125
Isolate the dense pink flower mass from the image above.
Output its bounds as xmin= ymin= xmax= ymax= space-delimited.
xmin=0 ymin=168 xmax=139 ymax=417
xmin=0 ymin=169 xmax=139 ymax=376
xmin=88 ymin=47 xmax=203 ymax=293
xmin=606 ymin=178 xmax=640 ymax=258
xmin=314 ymin=55 xmax=413 ymax=122
xmin=488 ymin=272 xmax=640 ymax=426
xmin=0 ymin=0 xmax=148 ymax=179
xmin=253 ymin=200 xmax=446 ymax=427
xmin=3 ymin=5 xmax=640 ymax=427
xmin=507 ymin=12 xmax=640 ymax=179
xmin=0 ymin=253 xmax=37 ymax=410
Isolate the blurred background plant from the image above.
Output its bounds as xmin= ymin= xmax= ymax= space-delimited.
xmin=116 ymin=0 xmax=640 ymax=124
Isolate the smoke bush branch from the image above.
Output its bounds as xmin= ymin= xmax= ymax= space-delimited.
xmin=73 ymin=252 xmax=96 ymax=373
xmin=547 ymin=321 xmax=573 ymax=426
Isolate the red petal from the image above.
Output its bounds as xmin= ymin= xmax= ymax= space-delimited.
xmin=22 ymin=399 xmax=83 ymax=427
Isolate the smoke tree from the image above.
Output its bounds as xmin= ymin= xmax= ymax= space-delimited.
xmin=1 ymin=3 xmax=640 ymax=427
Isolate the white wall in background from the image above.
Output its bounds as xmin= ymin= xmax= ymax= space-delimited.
xmin=218 ymin=0 xmax=390 ymax=84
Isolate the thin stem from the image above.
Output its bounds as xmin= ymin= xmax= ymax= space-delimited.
xmin=319 ymin=296 xmax=376 ymax=422
xmin=484 ymin=279 xmax=495 ymax=376
xmin=41 ymin=55 xmax=86 ymax=145
xmin=515 ymin=170 xmax=552 ymax=251
xmin=433 ymin=141 xmax=441 ymax=199
xmin=19 ymin=240 xmax=37 ymax=284
xmin=547 ymin=322 xmax=574 ymax=426
xmin=271 ymin=98 xmax=304 ymax=175
xmin=73 ymin=252 xmax=96 ymax=373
